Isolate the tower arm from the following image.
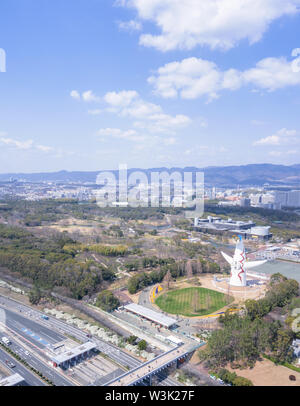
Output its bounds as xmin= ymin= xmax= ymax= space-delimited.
xmin=221 ymin=251 xmax=233 ymax=265
xmin=244 ymin=260 xmax=267 ymax=269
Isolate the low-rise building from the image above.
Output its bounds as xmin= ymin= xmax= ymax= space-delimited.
xmin=194 ymin=216 xmax=272 ymax=241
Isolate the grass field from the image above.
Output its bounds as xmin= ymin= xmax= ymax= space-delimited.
xmin=155 ymin=287 xmax=232 ymax=317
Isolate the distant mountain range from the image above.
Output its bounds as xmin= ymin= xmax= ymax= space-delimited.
xmin=1 ymin=164 xmax=300 ymax=187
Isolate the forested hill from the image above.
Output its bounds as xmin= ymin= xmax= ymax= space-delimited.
xmin=0 ymin=163 xmax=300 ymax=187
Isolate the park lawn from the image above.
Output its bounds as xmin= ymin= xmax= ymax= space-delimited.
xmin=155 ymin=287 xmax=232 ymax=317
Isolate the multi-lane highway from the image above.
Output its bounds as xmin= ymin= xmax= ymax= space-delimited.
xmin=0 ymin=294 xmax=180 ymax=386
xmin=0 ymin=331 xmax=75 ymax=386
xmin=0 ymin=347 xmax=45 ymax=386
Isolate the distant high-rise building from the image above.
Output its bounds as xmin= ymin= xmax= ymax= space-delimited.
xmin=239 ymin=198 xmax=251 ymax=207
xmin=274 ymin=190 xmax=300 ymax=208
xmin=287 ymin=190 xmax=300 ymax=207
xmin=274 ymin=191 xmax=288 ymax=206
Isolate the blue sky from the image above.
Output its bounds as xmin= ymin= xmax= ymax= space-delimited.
xmin=0 ymin=0 xmax=300 ymax=173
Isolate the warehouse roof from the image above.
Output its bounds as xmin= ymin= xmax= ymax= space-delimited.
xmin=124 ymin=303 xmax=177 ymax=328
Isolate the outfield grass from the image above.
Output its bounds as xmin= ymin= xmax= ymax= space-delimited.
xmin=155 ymin=287 xmax=232 ymax=317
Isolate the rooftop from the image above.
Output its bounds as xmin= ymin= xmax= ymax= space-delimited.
xmin=0 ymin=373 xmax=25 ymax=386
xmin=51 ymin=341 xmax=97 ymax=364
xmin=123 ymin=303 xmax=177 ymax=328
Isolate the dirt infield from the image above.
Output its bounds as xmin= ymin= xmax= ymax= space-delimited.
xmin=228 ymin=359 xmax=300 ymax=386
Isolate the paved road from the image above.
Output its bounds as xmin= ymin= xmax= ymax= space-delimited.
xmin=0 ymin=294 xmax=180 ymax=386
xmin=0 ymin=307 xmax=65 ymax=349
xmin=0 ymin=347 xmax=46 ymax=386
xmin=0 ymin=332 xmax=74 ymax=386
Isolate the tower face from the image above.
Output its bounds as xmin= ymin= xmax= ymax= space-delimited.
xmin=229 ymin=237 xmax=247 ymax=287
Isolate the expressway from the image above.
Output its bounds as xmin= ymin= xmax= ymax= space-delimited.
xmin=0 ymin=331 xmax=74 ymax=386
xmin=0 ymin=347 xmax=46 ymax=386
xmin=0 ymin=295 xmax=180 ymax=386
xmin=1 ymin=307 xmax=65 ymax=349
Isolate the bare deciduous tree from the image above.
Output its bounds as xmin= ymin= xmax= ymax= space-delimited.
xmin=163 ymin=270 xmax=172 ymax=290
xmin=186 ymin=260 xmax=193 ymax=280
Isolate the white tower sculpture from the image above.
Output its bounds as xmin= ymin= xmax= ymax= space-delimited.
xmin=221 ymin=236 xmax=267 ymax=287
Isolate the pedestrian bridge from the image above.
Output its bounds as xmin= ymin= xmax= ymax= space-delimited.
xmin=105 ymin=344 xmax=199 ymax=386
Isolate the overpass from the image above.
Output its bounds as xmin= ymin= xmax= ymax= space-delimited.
xmin=105 ymin=344 xmax=200 ymax=386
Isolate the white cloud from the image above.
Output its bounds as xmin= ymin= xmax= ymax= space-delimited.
xmin=269 ymin=149 xmax=298 ymax=157
xmin=133 ymin=113 xmax=190 ymax=134
xmin=97 ymin=127 xmax=178 ymax=148
xmin=97 ymin=128 xmax=145 ymax=142
xmin=0 ymin=137 xmax=34 ymax=150
xmin=148 ymin=53 xmax=300 ymax=101
xmin=253 ymin=128 xmax=299 ymax=146
xmin=70 ymin=90 xmax=81 ymax=100
xmin=292 ymin=48 xmax=300 ymax=57
xmin=119 ymin=0 xmax=300 ymax=51
xmin=71 ymin=90 xmax=101 ymax=103
xmin=254 ymin=134 xmax=281 ymax=146
xmin=0 ymin=136 xmax=55 ymax=153
xmin=72 ymin=88 xmax=193 ymax=136
xmin=82 ymin=90 xmax=100 ymax=103
xmin=103 ymin=90 xmax=139 ymax=107
xmin=103 ymin=90 xmax=191 ymax=133
xmin=118 ymin=19 xmax=142 ymax=31
xmin=243 ymin=57 xmax=300 ymax=90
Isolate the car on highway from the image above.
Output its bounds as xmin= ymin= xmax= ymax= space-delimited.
xmin=24 ymin=351 xmax=30 ymax=356
xmin=1 ymin=336 xmax=11 ymax=345
xmin=5 ymin=360 xmax=16 ymax=368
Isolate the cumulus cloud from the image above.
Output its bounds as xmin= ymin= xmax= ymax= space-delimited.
xmin=71 ymin=89 xmax=191 ymax=131
xmin=292 ymin=48 xmax=300 ymax=57
xmin=97 ymin=128 xmax=145 ymax=142
xmin=118 ymin=19 xmax=142 ymax=31
xmin=0 ymin=137 xmax=34 ymax=150
xmin=72 ymin=88 xmax=193 ymax=138
xmin=103 ymin=90 xmax=139 ymax=107
xmin=102 ymin=90 xmax=191 ymax=133
xmin=0 ymin=136 xmax=54 ymax=153
xmin=148 ymin=53 xmax=300 ymax=101
xmin=97 ymin=127 xmax=178 ymax=148
xmin=82 ymin=90 xmax=100 ymax=102
xmin=118 ymin=0 xmax=300 ymax=51
xmin=70 ymin=90 xmax=81 ymax=100
xmin=71 ymin=90 xmax=100 ymax=102
xmin=253 ymin=128 xmax=299 ymax=146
